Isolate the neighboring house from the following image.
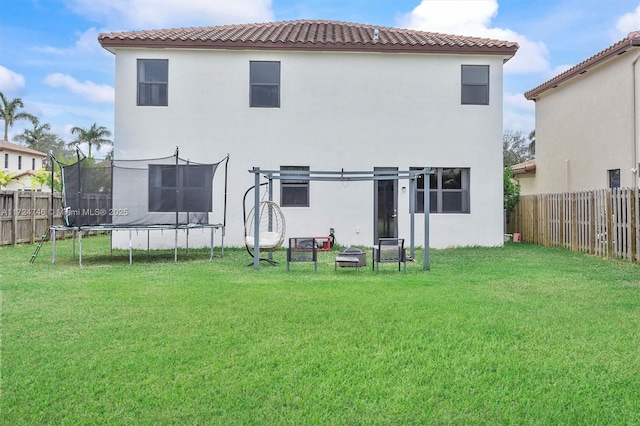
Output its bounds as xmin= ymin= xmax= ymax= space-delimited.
xmin=0 ymin=140 xmax=48 ymax=191
xmin=98 ymin=20 xmax=518 ymax=249
xmin=510 ymin=159 xmax=537 ymax=194
xmin=524 ymin=31 xmax=640 ymax=194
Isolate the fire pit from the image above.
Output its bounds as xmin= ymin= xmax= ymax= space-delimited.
xmin=335 ymin=246 xmax=367 ymax=271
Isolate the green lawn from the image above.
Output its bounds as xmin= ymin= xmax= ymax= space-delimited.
xmin=1 ymin=236 xmax=639 ymax=424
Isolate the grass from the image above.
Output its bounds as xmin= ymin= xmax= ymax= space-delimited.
xmin=1 ymin=236 xmax=640 ymax=424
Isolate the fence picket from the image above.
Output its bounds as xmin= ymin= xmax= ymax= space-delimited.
xmin=514 ymin=188 xmax=640 ymax=262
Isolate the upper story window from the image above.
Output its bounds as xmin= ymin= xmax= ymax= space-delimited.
xmin=3 ymin=153 xmax=8 ymax=169
xmin=412 ymin=167 xmax=470 ymax=214
xmin=461 ymin=65 xmax=489 ymax=105
xmin=32 ymin=158 xmax=36 ymax=170
xmin=138 ymin=59 xmax=168 ymax=106
xmin=250 ymin=61 xmax=280 ymax=108
xmin=18 ymin=155 xmax=22 ymax=170
xmin=280 ymin=166 xmax=309 ymax=207
xmin=608 ymin=169 xmax=620 ymax=188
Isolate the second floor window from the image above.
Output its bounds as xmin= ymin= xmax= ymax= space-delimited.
xmin=3 ymin=153 xmax=7 ymax=169
xmin=250 ymin=61 xmax=280 ymax=108
xmin=32 ymin=158 xmax=36 ymax=170
xmin=138 ymin=59 xmax=168 ymax=106
xmin=461 ymin=65 xmax=489 ymax=105
xmin=18 ymin=155 xmax=22 ymax=170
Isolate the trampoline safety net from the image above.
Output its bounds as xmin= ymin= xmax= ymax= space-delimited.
xmin=59 ymin=153 xmax=219 ymax=227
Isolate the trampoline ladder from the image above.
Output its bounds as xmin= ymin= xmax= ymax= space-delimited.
xmin=30 ymin=229 xmax=50 ymax=264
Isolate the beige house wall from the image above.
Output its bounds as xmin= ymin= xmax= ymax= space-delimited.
xmin=533 ymin=49 xmax=640 ymax=193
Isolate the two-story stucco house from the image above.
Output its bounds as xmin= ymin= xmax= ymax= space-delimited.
xmin=523 ymin=31 xmax=640 ymax=195
xmin=98 ymin=20 xmax=518 ymax=249
xmin=0 ymin=140 xmax=48 ymax=191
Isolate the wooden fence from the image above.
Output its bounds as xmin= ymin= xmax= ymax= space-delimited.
xmin=0 ymin=190 xmax=65 ymax=246
xmin=512 ymin=188 xmax=639 ymax=261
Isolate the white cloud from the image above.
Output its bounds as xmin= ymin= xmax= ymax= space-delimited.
xmin=504 ymin=92 xmax=534 ymax=113
xmin=398 ymin=0 xmax=551 ymax=75
xmin=615 ymin=3 xmax=640 ymax=37
xmin=35 ymin=28 xmax=107 ymax=57
xmin=64 ymin=0 xmax=274 ymax=30
xmin=43 ymin=73 xmax=114 ymax=103
xmin=0 ymin=65 xmax=27 ymax=95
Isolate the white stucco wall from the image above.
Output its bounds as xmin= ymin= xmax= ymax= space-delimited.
xmin=533 ymin=50 xmax=640 ymax=193
xmin=110 ymin=48 xmax=507 ymax=249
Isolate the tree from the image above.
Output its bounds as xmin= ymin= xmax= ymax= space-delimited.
xmin=31 ymin=168 xmax=52 ymax=191
xmin=0 ymin=92 xmax=38 ymax=140
xmin=503 ymin=167 xmax=520 ymax=217
xmin=503 ymin=129 xmax=534 ymax=167
xmin=528 ymin=130 xmax=536 ymax=157
xmin=68 ymin=123 xmax=113 ymax=158
xmin=14 ymin=121 xmax=73 ymax=168
xmin=0 ymin=170 xmax=16 ymax=189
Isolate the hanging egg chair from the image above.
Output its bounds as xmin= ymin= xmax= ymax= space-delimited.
xmin=243 ymin=184 xmax=286 ymax=265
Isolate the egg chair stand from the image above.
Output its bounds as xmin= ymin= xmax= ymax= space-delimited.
xmin=243 ymin=183 xmax=286 ymax=266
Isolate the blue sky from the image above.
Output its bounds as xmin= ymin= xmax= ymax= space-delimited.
xmin=1 ymin=0 xmax=639 ymax=154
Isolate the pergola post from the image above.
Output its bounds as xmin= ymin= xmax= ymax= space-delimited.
xmin=253 ymin=167 xmax=261 ymax=270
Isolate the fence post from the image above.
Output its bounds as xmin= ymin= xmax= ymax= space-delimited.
xmin=634 ymin=188 xmax=639 ymax=262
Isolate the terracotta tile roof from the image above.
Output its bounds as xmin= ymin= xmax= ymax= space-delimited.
xmin=525 ymin=31 xmax=640 ymax=100
xmin=0 ymin=140 xmax=47 ymax=157
xmin=99 ymin=20 xmax=518 ymax=57
xmin=510 ymin=159 xmax=536 ymax=175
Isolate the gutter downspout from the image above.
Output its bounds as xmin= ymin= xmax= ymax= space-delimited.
xmin=632 ymin=53 xmax=640 ymax=186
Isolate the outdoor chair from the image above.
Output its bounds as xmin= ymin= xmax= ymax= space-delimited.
xmin=372 ymin=238 xmax=407 ymax=273
xmin=286 ymin=237 xmax=318 ymax=272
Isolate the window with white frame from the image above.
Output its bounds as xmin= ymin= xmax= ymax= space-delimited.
xmin=280 ymin=166 xmax=309 ymax=207
xmin=250 ymin=61 xmax=280 ymax=108
xmin=461 ymin=65 xmax=489 ymax=105
xmin=3 ymin=153 xmax=8 ymax=169
xmin=32 ymin=158 xmax=36 ymax=170
xmin=411 ymin=167 xmax=470 ymax=213
xmin=18 ymin=155 xmax=22 ymax=170
xmin=137 ymin=59 xmax=168 ymax=106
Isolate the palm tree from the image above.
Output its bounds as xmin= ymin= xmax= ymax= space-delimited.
xmin=14 ymin=121 xmax=52 ymax=147
xmin=68 ymin=123 xmax=113 ymax=158
xmin=528 ymin=130 xmax=536 ymax=157
xmin=0 ymin=92 xmax=38 ymax=140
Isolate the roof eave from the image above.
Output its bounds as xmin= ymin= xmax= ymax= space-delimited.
xmin=98 ymin=38 xmax=518 ymax=57
xmin=525 ymin=38 xmax=640 ymax=100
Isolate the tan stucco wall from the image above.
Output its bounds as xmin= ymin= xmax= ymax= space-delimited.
xmin=533 ymin=49 xmax=640 ymax=193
